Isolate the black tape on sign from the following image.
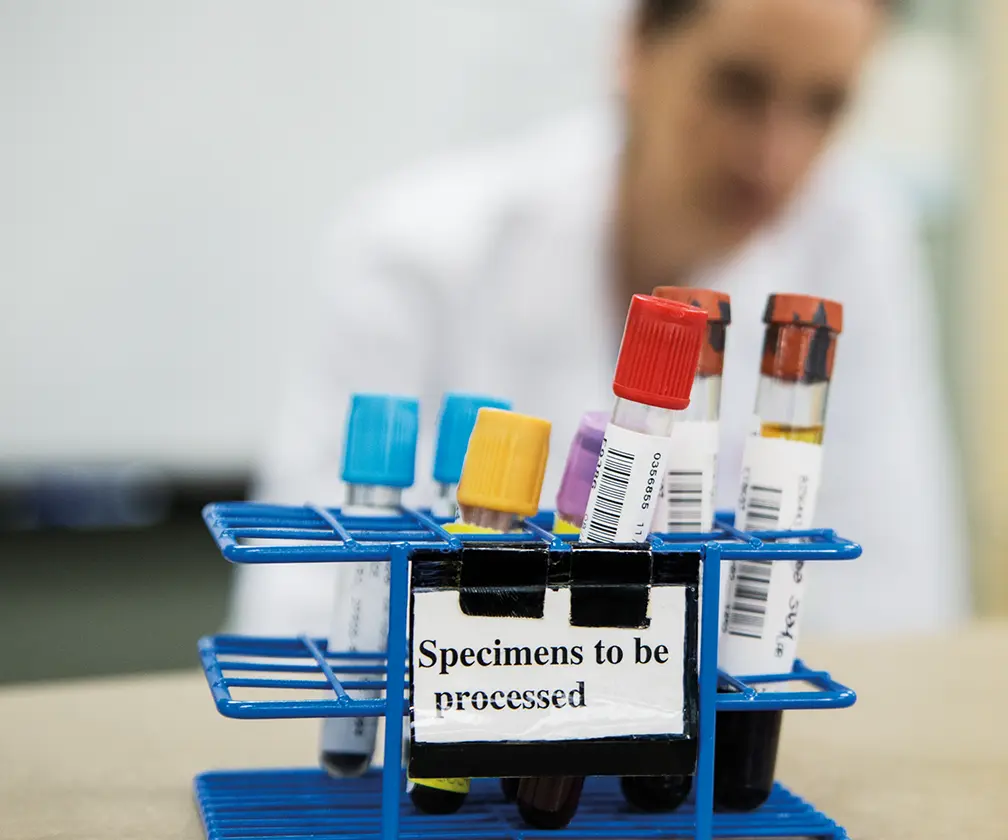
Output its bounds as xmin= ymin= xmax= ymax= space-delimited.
xmin=410 ymin=547 xmax=461 ymax=590
xmin=458 ymin=543 xmax=549 ymax=619
xmin=652 ymin=551 xmax=702 ymax=586
xmin=568 ymin=544 xmax=652 ymax=628
xmin=409 ymin=733 xmax=698 ymax=779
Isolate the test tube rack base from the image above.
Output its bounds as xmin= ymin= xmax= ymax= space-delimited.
xmin=194 ymin=770 xmax=848 ymax=840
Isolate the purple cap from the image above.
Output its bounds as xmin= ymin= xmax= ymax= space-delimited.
xmin=555 ymin=412 xmax=608 ymax=526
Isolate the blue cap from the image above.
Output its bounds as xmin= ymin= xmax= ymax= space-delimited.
xmin=432 ymin=393 xmax=512 ymax=485
xmin=341 ymin=394 xmax=419 ymax=488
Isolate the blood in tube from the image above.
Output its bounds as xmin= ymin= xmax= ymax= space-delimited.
xmin=714 ymin=294 xmax=843 ymax=812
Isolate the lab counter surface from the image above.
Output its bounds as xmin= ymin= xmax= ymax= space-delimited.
xmin=1 ymin=622 xmax=1004 ymax=840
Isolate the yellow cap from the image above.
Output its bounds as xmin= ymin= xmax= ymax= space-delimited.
xmin=456 ymin=408 xmax=551 ymax=518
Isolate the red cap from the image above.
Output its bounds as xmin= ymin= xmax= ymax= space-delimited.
xmin=612 ymin=294 xmax=708 ymax=410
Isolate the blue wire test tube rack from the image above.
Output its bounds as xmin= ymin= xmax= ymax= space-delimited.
xmin=194 ymin=502 xmax=860 ymax=840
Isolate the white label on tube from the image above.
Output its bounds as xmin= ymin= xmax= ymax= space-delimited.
xmin=580 ymin=423 xmax=673 ymax=544
xmin=646 ymin=419 xmax=719 ymax=668
xmin=411 ymin=586 xmax=687 ymax=744
xmin=718 ymin=434 xmax=823 ymax=677
xmin=651 ymin=420 xmax=719 ymax=534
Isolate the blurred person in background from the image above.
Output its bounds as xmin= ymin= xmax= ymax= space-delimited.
xmin=230 ymin=0 xmax=968 ymax=638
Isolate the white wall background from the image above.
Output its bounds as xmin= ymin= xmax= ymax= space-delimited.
xmin=0 ymin=1 xmax=965 ymax=476
xmin=0 ymin=0 xmax=622 ymax=474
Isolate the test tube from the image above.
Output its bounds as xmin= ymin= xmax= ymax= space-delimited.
xmin=320 ymin=394 xmax=419 ymax=777
xmin=554 ymin=411 xmax=609 ymax=532
xmin=431 ymin=393 xmax=512 ymax=519
xmin=714 ymin=294 xmax=843 ymax=811
xmin=647 ymin=287 xmax=730 ymax=534
xmin=515 ymin=295 xmax=706 ymax=831
xmin=409 ymin=407 xmax=552 ymax=816
xmin=620 ymin=286 xmax=731 ymax=812
xmin=498 ymin=410 xmax=607 ymax=805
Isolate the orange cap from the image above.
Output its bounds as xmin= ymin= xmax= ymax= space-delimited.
xmin=612 ymin=294 xmax=707 ymax=410
xmin=763 ymin=293 xmax=843 ymax=332
xmin=760 ymin=294 xmax=843 ymax=383
xmin=652 ymin=286 xmax=731 ymax=377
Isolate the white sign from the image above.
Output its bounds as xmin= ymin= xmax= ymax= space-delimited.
xmin=411 ymin=585 xmax=689 ymax=745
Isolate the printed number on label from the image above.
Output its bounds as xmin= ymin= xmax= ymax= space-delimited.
xmin=642 ymin=453 xmax=663 ymax=510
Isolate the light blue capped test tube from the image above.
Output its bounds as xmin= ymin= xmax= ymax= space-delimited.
xmin=431 ymin=393 xmax=511 ymax=519
xmin=320 ymin=394 xmax=418 ymax=777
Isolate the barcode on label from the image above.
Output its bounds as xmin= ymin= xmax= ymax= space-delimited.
xmin=725 ymin=561 xmax=773 ymax=639
xmin=743 ymin=484 xmax=783 ymax=530
xmin=664 ymin=470 xmax=703 ymax=531
xmin=584 ymin=445 xmax=635 ymax=544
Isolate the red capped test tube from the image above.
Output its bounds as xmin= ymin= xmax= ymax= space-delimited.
xmin=514 ymin=295 xmax=707 ymax=830
xmin=618 ymin=286 xmax=732 ymax=812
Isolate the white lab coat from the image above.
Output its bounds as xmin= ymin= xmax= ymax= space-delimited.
xmin=228 ymin=107 xmax=969 ymax=640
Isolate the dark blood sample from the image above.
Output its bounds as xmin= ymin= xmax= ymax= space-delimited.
xmin=409 ymin=784 xmax=467 ymax=815
xmin=500 ymin=778 xmax=519 ymax=802
xmin=321 ymin=750 xmax=370 ymax=778
xmin=516 ymin=776 xmax=585 ymax=830
xmin=713 ymin=706 xmax=782 ymax=812
xmin=620 ymin=773 xmax=692 ymax=812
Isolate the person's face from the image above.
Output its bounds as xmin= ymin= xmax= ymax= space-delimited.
xmin=623 ymin=0 xmax=880 ymax=270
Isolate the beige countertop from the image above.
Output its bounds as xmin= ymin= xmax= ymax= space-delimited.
xmin=1 ymin=622 xmax=1004 ymax=840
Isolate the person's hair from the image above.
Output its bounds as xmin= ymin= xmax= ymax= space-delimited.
xmin=638 ymin=0 xmax=899 ymax=35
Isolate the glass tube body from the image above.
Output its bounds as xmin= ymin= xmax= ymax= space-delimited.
xmin=679 ymin=374 xmax=722 ymax=422
xmin=431 ymin=482 xmax=458 ymax=520
xmin=345 ymin=484 xmax=403 ymax=511
xmin=612 ymin=397 xmax=678 ymax=436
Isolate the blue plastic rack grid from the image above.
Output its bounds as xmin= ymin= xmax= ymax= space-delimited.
xmin=196 ymin=502 xmax=861 ymax=840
